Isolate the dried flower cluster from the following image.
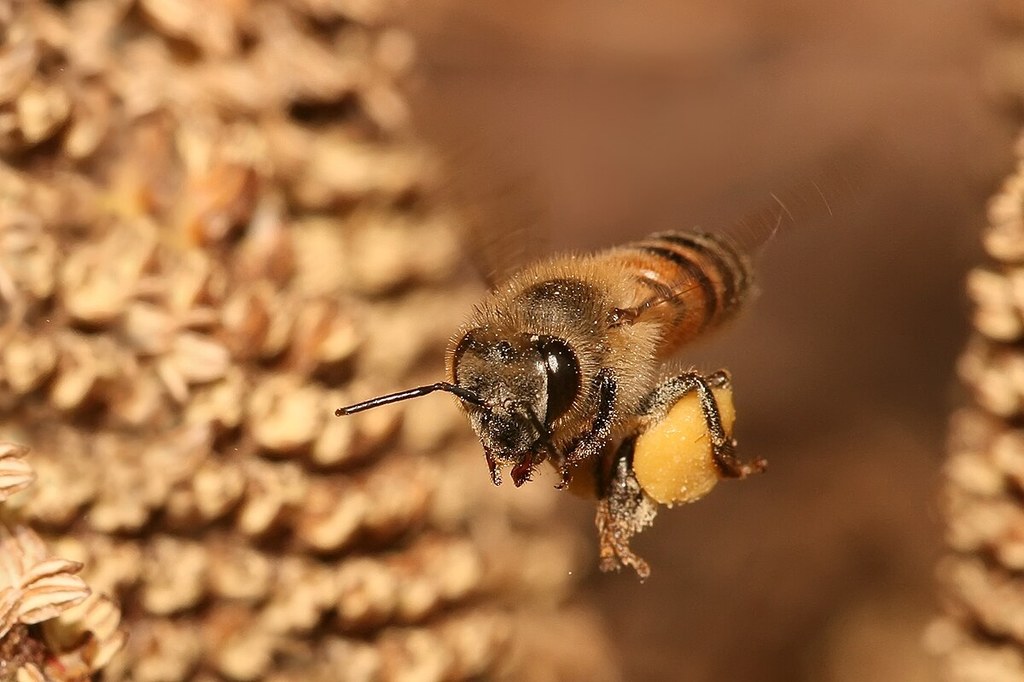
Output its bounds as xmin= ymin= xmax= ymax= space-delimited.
xmin=930 ymin=136 xmax=1024 ymax=680
xmin=0 ymin=1 xmax=614 ymax=680
xmin=0 ymin=442 xmax=126 ymax=681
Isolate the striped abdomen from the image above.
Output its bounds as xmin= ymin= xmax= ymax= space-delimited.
xmin=609 ymin=231 xmax=754 ymax=356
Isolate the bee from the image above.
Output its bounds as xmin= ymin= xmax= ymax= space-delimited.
xmin=334 ymin=200 xmax=795 ymax=578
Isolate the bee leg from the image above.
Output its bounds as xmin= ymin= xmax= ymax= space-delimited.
xmin=484 ymin=449 xmax=502 ymax=486
xmin=713 ymin=437 xmax=766 ymax=479
xmin=549 ymin=450 xmax=572 ymax=490
xmin=703 ymin=370 xmax=767 ymax=477
xmin=595 ymin=438 xmax=656 ymax=579
xmin=561 ymin=370 xmax=618 ymax=484
xmin=644 ymin=370 xmax=766 ymax=479
xmin=556 ymin=463 xmax=572 ymax=489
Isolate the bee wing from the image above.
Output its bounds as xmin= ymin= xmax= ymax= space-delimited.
xmin=431 ymin=143 xmax=549 ymax=290
xmin=718 ymin=161 xmax=858 ymax=257
xmin=632 ymin=163 xmax=860 ymax=322
xmin=408 ymin=9 xmax=553 ymax=290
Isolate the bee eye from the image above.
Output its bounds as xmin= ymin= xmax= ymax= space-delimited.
xmin=535 ymin=337 xmax=580 ymax=422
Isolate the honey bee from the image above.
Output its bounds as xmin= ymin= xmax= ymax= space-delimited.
xmin=334 ymin=200 xmax=795 ymax=578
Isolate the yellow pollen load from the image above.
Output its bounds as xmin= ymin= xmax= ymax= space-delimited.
xmin=633 ymin=387 xmax=736 ymax=506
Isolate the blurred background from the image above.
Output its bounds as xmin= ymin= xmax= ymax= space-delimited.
xmin=403 ymin=1 xmax=1016 ymax=680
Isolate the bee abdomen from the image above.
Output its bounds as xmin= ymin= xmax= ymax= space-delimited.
xmin=617 ymin=231 xmax=753 ymax=353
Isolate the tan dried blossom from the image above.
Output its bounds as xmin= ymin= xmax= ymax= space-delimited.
xmin=177 ymin=162 xmax=262 ymax=247
xmin=248 ymin=373 xmax=326 ymax=454
xmin=206 ymin=541 xmax=273 ymax=602
xmin=0 ymin=443 xmax=34 ymax=502
xmin=63 ymin=82 xmax=112 ymax=160
xmin=967 ymin=267 xmax=1024 ymax=341
xmin=986 ymin=161 xmax=1024 ymax=260
xmin=15 ymin=80 xmax=71 ymax=145
xmin=48 ymin=535 xmax=141 ymax=599
xmin=138 ymin=0 xmax=246 ymax=58
xmin=2 ymin=332 xmax=58 ymax=396
xmin=159 ymin=254 xmax=226 ymax=325
xmin=0 ymin=586 xmax=20 ymax=645
xmin=231 ymin=200 xmax=296 ymax=286
xmin=0 ymin=21 xmax=39 ymax=106
xmin=0 ymin=220 xmax=57 ymax=305
xmin=334 ymin=556 xmax=398 ymax=630
xmin=290 ymin=136 xmax=427 ymax=209
xmin=289 ymin=218 xmax=351 ymax=297
xmin=42 ymin=593 xmax=128 ymax=675
xmin=359 ymin=458 xmax=437 ymax=537
xmin=48 ymin=333 xmax=128 ymax=412
xmin=0 ymin=525 xmax=90 ymax=637
xmin=310 ymin=408 xmax=358 ymax=468
xmin=254 ymin=4 xmax=365 ymax=105
xmin=236 ymin=459 xmax=310 ymax=537
xmin=156 ymin=331 xmax=232 ymax=402
xmin=287 ymin=299 xmax=360 ymax=376
xmin=211 ymin=627 xmax=275 ymax=681
xmin=115 ymin=619 xmax=204 ymax=682
xmin=296 ymin=478 xmax=370 ymax=552
xmin=284 ymin=637 xmax=382 ymax=682
xmin=184 ymin=367 xmax=247 ymax=433
xmin=165 ymin=457 xmax=247 ymax=526
xmin=59 ymin=226 xmax=157 ymax=326
xmin=344 ymin=212 xmax=461 ymax=295
xmin=19 ymin=436 xmax=98 ymax=528
xmin=140 ymin=536 xmax=208 ymax=615
xmin=221 ymin=282 xmax=294 ymax=360
xmin=260 ymin=556 xmax=338 ymax=634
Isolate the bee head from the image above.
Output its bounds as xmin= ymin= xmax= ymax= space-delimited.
xmin=450 ymin=328 xmax=580 ymax=486
xmin=334 ymin=328 xmax=580 ymax=488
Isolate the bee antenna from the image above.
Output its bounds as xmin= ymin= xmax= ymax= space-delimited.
xmin=335 ymin=382 xmax=485 ymax=416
